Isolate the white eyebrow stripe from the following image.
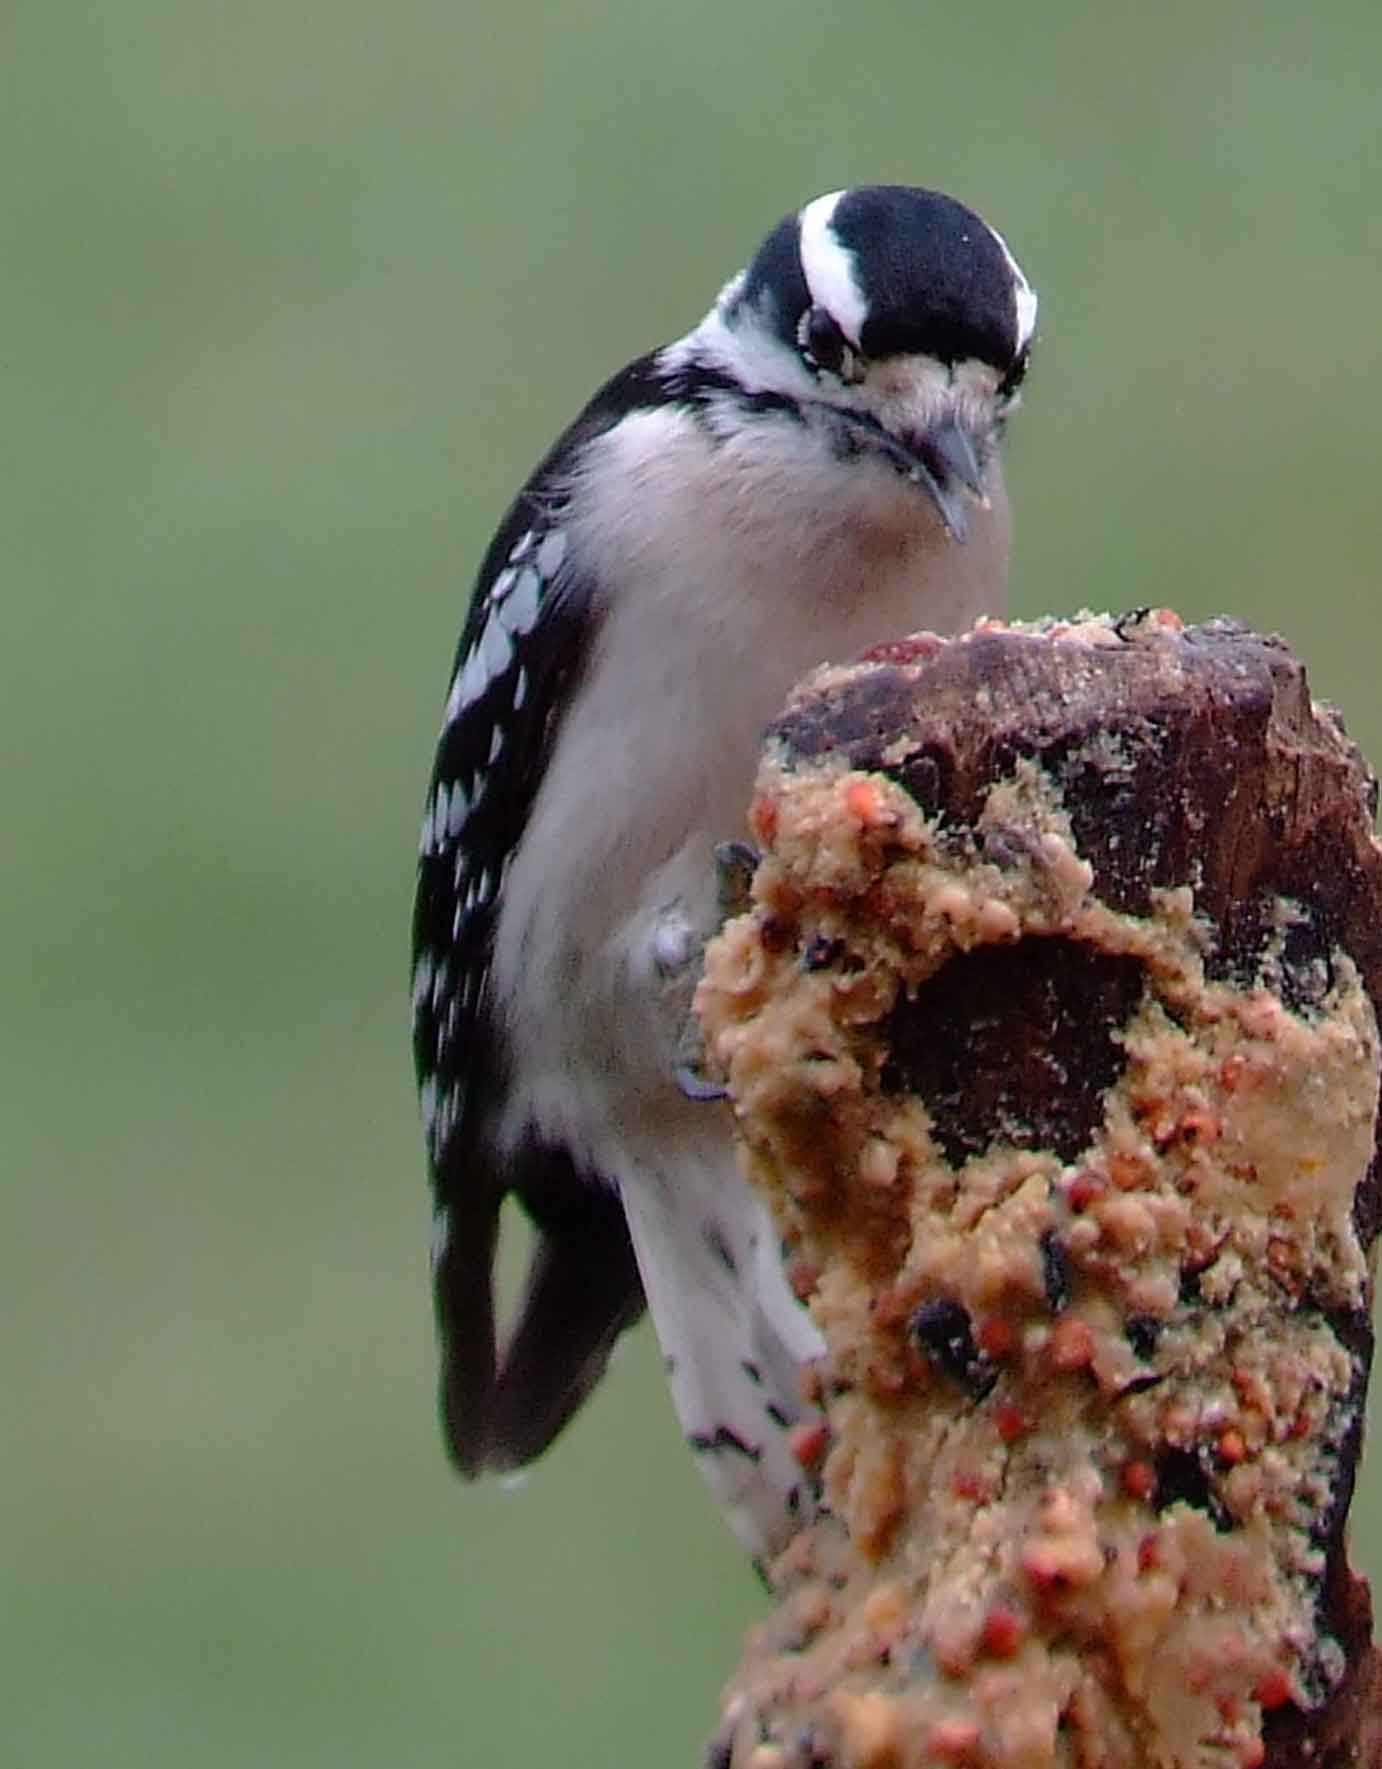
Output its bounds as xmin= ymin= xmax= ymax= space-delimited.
xmin=985 ymin=219 xmax=1038 ymax=354
xmin=797 ymin=191 xmax=869 ymax=346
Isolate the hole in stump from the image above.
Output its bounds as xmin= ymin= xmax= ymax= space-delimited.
xmin=881 ymin=936 xmax=1146 ymax=1166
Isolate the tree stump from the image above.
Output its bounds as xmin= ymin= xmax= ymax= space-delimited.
xmin=697 ymin=613 xmax=1382 ymax=1769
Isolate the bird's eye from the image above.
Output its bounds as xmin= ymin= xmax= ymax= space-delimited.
xmin=798 ymin=305 xmax=861 ymax=382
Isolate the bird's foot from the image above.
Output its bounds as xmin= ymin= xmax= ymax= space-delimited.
xmin=652 ymin=845 xmax=758 ymax=1101
xmin=714 ymin=840 xmax=760 ymax=921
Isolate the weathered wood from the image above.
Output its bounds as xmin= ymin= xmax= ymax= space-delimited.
xmin=698 ymin=613 xmax=1381 ymax=1769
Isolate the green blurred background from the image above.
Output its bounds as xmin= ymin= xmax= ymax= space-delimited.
xmin=5 ymin=0 xmax=1381 ymax=1763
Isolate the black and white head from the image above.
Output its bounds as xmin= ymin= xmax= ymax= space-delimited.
xmin=669 ymin=184 xmax=1038 ymax=539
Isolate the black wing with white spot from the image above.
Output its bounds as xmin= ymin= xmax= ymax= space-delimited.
xmin=412 ymin=507 xmax=581 ymax=1169
xmin=412 ymin=358 xmax=670 ymax=1474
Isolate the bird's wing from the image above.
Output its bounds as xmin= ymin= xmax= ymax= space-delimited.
xmin=412 ymin=360 xmax=671 ymax=1471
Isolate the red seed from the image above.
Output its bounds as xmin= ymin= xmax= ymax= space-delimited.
xmin=1066 ymin=1170 xmax=1106 ymax=1212
xmin=1253 ymin=1668 xmax=1292 ymax=1710
xmin=787 ymin=1420 xmax=829 ymax=1469
xmin=860 ymin=633 xmax=946 ymax=666
xmin=1121 ymin=1460 xmax=1157 ymax=1502
xmin=1217 ymin=1428 xmax=1247 ymax=1465
xmin=979 ymin=1606 xmax=1025 ymax=1659
xmin=975 ymin=1315 xmax=1014 ymax=1360
xmin=844 ymin=778 xmax=886 ymax=825
xmin=994 ymin=1401 xmax=1028 ymax=1443
xmin=748 ymin=793 xmax=778 ymax=842
xmin=1137 ymin=1532 xmax=1161 ymax=1573
xmin=1020 ymin=1543 xmax=1071 ymax=1593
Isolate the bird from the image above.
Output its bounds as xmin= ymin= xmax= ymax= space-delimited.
xmin=411 ymin=184 xmax=1038 ymax=1558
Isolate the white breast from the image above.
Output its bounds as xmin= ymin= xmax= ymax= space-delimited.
xmin=492 ymin=403 xmax=1009 ymax=1141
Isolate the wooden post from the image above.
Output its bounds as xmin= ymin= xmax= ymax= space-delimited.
xmin=697 ymin=613 xmax=1382 ymax=1769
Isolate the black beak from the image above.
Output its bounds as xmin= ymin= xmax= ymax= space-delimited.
xmin=831 ymin=410 xmax=989 ymax=541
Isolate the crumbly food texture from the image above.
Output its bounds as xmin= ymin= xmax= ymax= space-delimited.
xmin=697 ymin=622 xmax=1379 ymax=1769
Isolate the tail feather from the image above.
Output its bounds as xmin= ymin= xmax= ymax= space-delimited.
xmin=434 ymin=1188 xmax=500 ymax=1478
xmin=485 ymin=1207 xmax=645 ymax=1468
xmin=435 ymin=1145 xmax=645 ymax=1475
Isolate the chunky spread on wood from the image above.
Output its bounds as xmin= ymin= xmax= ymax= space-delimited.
xmin=697 ymin=615 xmax=1382 ymax=1769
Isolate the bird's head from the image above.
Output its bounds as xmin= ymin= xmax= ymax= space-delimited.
xmin=677 ymin=185 xmax=1037 ymax=540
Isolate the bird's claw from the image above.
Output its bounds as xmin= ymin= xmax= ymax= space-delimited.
xmin=714 ymin=840 xmax=759 ymax=920
xmin=674 ymin=1061 xmax=729 ymax=1102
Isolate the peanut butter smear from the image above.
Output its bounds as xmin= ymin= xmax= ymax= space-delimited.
xmin=697 ymin=619 xmax=1379 ymax=1769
